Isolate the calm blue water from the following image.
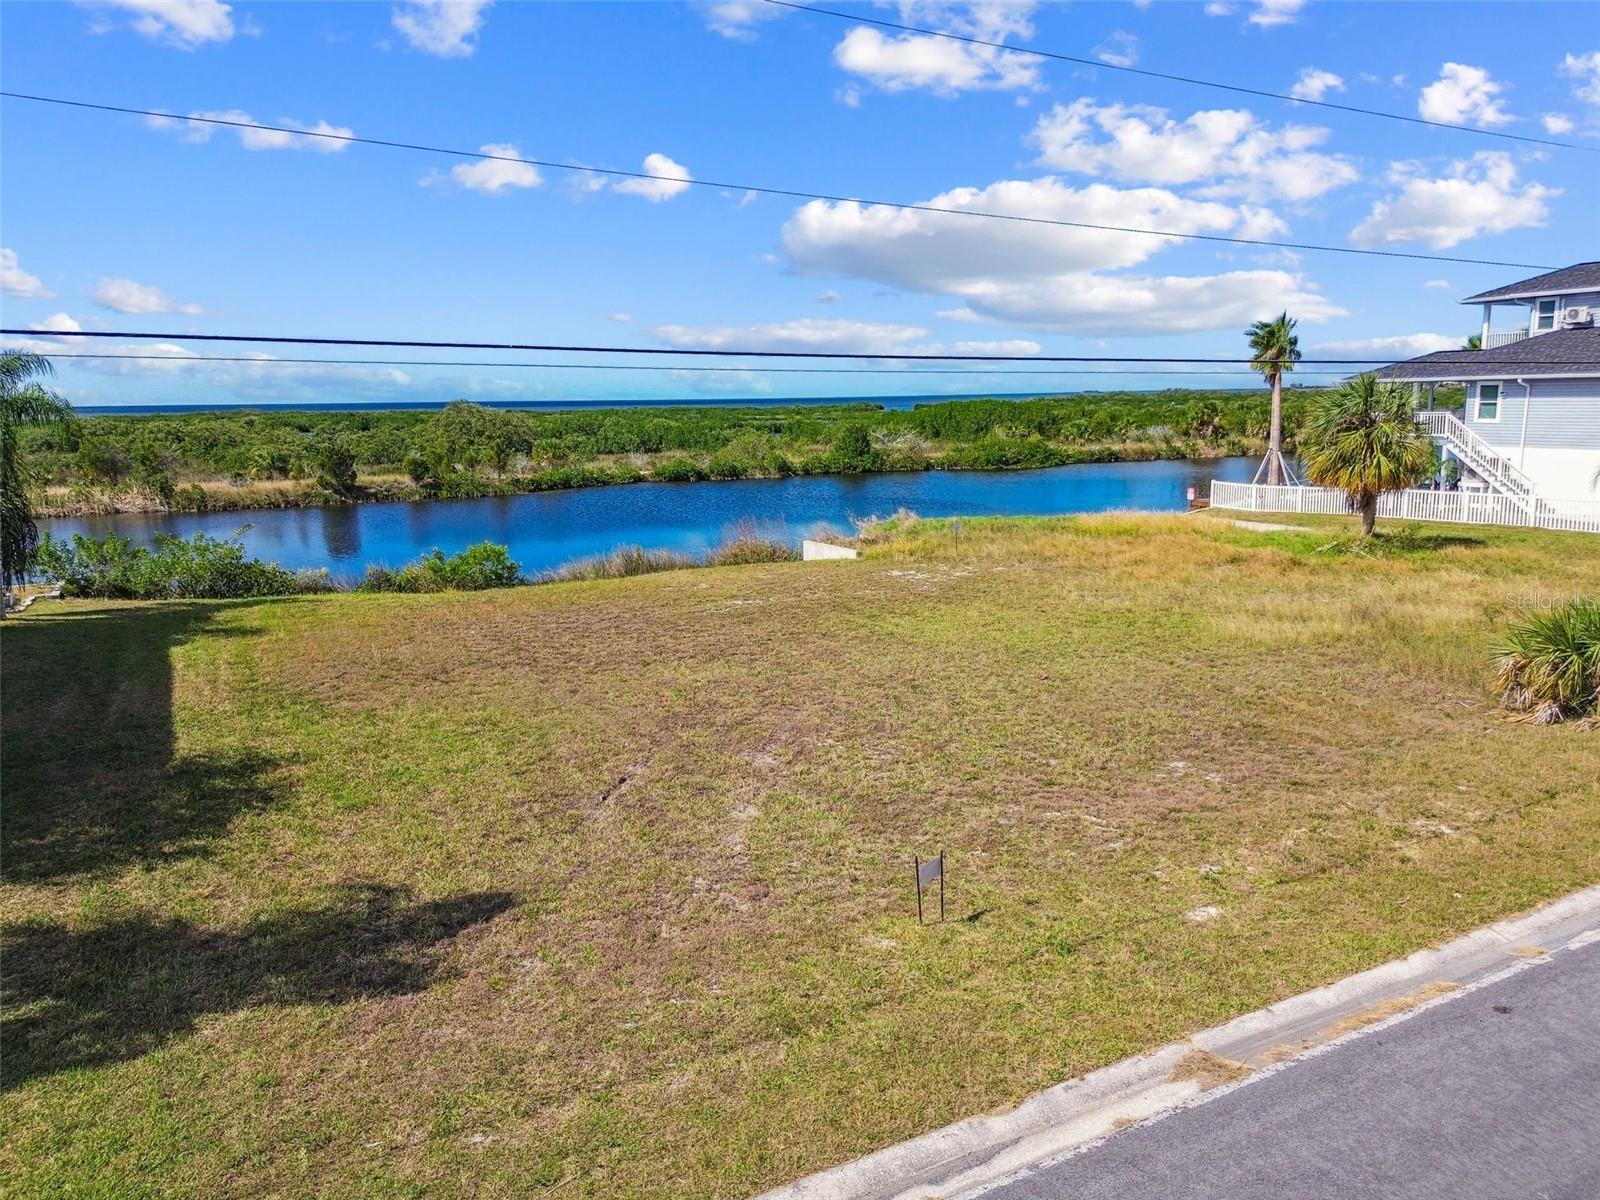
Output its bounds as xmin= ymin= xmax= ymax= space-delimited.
xmin=41 ymin=457 xmax=1259 ymax=580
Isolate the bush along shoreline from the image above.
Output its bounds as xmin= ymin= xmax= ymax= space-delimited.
xmin=32 ymin=530 xmax=799 ymax=601
xmin=20 ymin=392 xmax=1347 ymax=517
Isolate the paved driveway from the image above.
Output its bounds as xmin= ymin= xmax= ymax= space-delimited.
xmin=982 ymin=941 xmax=1600 ymax=1200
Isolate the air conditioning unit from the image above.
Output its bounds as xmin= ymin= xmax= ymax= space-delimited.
xmin=1560 ymin=306 xmax=1594 ymax=328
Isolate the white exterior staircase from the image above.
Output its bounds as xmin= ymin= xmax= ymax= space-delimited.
xmin=1415 ymin=410 xmax=1545 ymax=518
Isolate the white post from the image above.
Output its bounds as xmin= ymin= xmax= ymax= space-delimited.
xmin=1481 ymin=303 xmax=1491 ymax=347
xmin=1517 ymin=377 xmax=1532 ymax=473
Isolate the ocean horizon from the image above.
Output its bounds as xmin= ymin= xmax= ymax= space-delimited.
xmin=73 ymin=388 xmax=1266 ymax=416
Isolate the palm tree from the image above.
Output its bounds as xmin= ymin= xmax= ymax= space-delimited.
xmin=2 ymin=353 xmax=74 ymax=607
xmin=1246 ymin=312 xmax=1301 ymax=486
xmin=1462 ymin=333 xmax=1482 ymax=350
xmin=1299 ymin=373 xmax=1433 ymax=537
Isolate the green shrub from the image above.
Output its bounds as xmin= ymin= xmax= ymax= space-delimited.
xmin=651 ymin=457 xmax=706 ymax=483
xmin=705 ymin=452 xmax=750 ymax=480
xmin=172 ymin=483 xmax=210 ymax=511
xmin=34 ymin=531 xmax=304 ymax=600
xmin=1493 ymin=598 xmax=1600 ymax=724
xmin=307 ymin=436 xmax=357 ymax=495
xmin=359 ymin=542 xmax=524 ymax=593
xmin=829 ymin=424 xmax=883 ymax=474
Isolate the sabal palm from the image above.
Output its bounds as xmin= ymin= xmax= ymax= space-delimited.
xmin=1247 ymin=312 xmax=1301 ymax=485
xmin=2 ymin=353 xmax=74 ymax=593
xmin=1300 ymin=372 xmax=1433 ymax=536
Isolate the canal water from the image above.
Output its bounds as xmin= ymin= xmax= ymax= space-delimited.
xmin=40 ymin=457 xmax=1259 ymax=579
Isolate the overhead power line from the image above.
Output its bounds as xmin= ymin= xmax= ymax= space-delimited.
xmin=767 ymin=0 xmax=1597 ymax=155
xmin=0 ymin=91 xmax=1557 ymax=271
xmin=6 ymin=328 xmax=1428 ymax=363
xmin=31 ymin=352 xmax=1357 ymax=377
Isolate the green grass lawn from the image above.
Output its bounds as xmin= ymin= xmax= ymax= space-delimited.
xmin=4 ymin=513 xmax=1598 ymax=1198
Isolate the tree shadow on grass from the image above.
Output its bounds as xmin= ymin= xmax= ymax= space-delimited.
xmin=1 ymin=883 xmax=516 ymax=1089
xmin=2 ymin=601 xmax=293 ymax=883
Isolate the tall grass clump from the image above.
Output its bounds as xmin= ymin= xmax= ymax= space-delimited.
xmin=360 ymin=542 xmax=524 ymax=593
xmin=544 ymin=545 xmax=698 ymax=583
xmin=707 ymin=535 xmax=798 ymax=566
xmin=1493 ymin=598 xmax=1600 ymax=725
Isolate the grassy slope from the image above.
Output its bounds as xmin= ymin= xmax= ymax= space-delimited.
xmin=4 ymin=513 xmax=1598 ymax=1198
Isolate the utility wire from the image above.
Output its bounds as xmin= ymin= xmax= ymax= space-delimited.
xmin=33 ymin=351 xmax=1356 ymax=376
xmin=767 ymin=0 xmax=1597 ymax=155
xmin=0 ymin=91 xmax=1557 ymax=271
xmin=5 ymin=328 xmax=1428 ymax=364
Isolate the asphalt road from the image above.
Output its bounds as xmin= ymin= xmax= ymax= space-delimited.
xmin=982 ymin=940 xmax=1600 ymax=1200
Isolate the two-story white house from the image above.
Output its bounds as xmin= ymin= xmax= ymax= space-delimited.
xmin=1374 ymin=262 xmax=1600 ymax=504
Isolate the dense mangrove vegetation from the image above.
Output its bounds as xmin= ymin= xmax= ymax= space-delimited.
xmin=23 ymin=389 xmax=1345 ymax=515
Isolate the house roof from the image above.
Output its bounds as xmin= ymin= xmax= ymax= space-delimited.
xmin=1461 ymin=262 xmax=1600 ymax=304
xmin=1372 ymin=327 xmax=1600 ymax=382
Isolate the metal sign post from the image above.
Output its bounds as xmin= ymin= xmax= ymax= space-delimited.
xmin=913 ymin=851 xmax=945 ymax=923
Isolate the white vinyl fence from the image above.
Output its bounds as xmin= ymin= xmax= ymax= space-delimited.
xmin=1209 ymin=481 xmax=1600 ymax=534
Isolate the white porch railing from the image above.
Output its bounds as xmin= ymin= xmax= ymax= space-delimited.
xmin=1484 ymin=329 xmax=1529 ymax=349
xmin=1208 ymin=481 xmax=1600 ymax=534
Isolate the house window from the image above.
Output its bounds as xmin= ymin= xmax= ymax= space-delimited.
xmin=1476 ymin=383 xmax=1500 ymax=421
xmin=1534 ymin=298 xmax=1558 ymax=332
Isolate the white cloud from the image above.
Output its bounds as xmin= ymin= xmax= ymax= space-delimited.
xmin=93 ymin=277 xmax=203 ymax=315
xmin=94 ymin=342 xmax=204 ymax=374
xmin=1028 ymin=99 xmax=1357 ymax=202
xmin=392 ymin=0 xmax=491 ymax=58
xmin=1248 ymin=0 xmax=1304 ymax=27
xmin=1289 ymin=67 xmax=1344 ymax=102
xmin=931 ymin=270 xmax=1343 ymax=335
xmin=0 ymin=248 xmax=52 ymax=299
xmin=607 ymin=312 xmax=634 ymax=323
xmin=1 ymin=313 xmax=86 ymax=355
xmin=436 ymin=144 xmax=542 ymax=194
xmin=1203 ymin=2 xmax=1234 ymax=14
xmin=81 ymin=0 xmax=235 ymax=48
xmin=696 ymin=0 xmax=787 ymax=40
xmin=32 ymin=313 xmax=85 ymax=335
xmin=814 ymin=289 xmax=840 ymax=305
xmin=947 ymin=339 xmax=1041 ymax=355
xmin=670 ymin=368 xmax=774 ymax=395
xmin=780 ymin=176 xmax=1343 ymax=335
xmin=1423 ymin=278 xmax=1453 ymax=290
xmin=1542 ymin=113 xmax=1575 ymax=135
xmin=1095 ymin=31 xmax=1138 ymax=69
xmin=564 ymin=169 xmax=609 ymax=199
xmin=784 ymin=176 xmax=1249 ymax=283
xmin=833 ymin=2 xmax=1041 ymax=96
xmin=613 ymin=153 xmax=693 ymax=202
xmin=652 ymin=317 xmax=1044 ymax=359
xmin=1418 ymin=63 xmax=1512 ymax=127
xmin=1559 ymin=51 xmax=1600 ymax=105
xmin=1349 ymin=152 xmax=1558 ymax=250
xmin=1312 ymin=333 xmax=1463 ymax=357
xmin=937 ymin=307 xmax=982 ymax=321
xmin=655 ymin=318 xmax=933 ymax=355
xmin=150 ymin=109 xmax=354 ymax=153
xmin=227 ymin=353 xmax=411 ymax=391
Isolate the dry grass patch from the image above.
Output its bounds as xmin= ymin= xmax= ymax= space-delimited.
xmin=4 ymin=512 xmax=1598 ymax=1199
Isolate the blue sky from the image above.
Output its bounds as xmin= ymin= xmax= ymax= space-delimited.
xmin=1 ymin=0 xmax=1595 ymax=407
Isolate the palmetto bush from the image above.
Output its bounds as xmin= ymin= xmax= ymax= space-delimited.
xmin=1493 ymin=598 xmax=1600 ymax=725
